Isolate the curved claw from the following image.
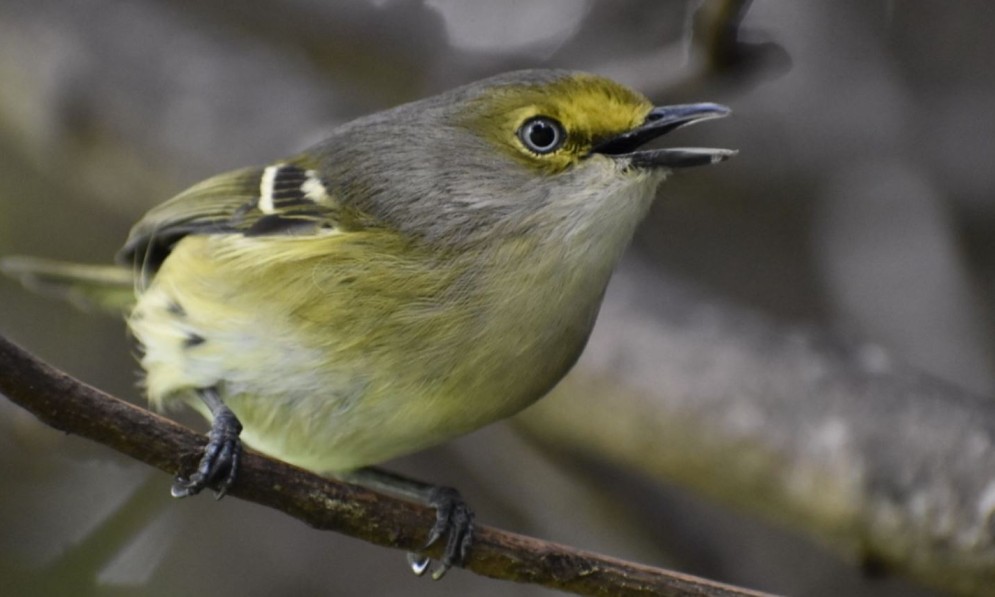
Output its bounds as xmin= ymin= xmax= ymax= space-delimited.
xmin=418 ymin=486 xmax=475 ymax=580
xmin=407 ymin=552 xmax=431 ymax=577
xmin=171 ymin=405 xmax=242 ymax=498
xmin=344 ymin=468 xmax=475 ymax=580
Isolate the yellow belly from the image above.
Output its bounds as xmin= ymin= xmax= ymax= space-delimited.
xmin=129 ymin=231 xmax=603 ymax=472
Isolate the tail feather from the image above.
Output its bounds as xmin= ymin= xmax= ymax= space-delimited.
xmin=1 ymin=256 xmax=136 ymax=314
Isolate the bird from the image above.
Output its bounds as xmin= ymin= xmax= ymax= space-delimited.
xmin=2 ymin=68 xmax=734 ymax=578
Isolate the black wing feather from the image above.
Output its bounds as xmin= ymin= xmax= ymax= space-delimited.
xmin=117 ymin=164 xmax=340 ymax=270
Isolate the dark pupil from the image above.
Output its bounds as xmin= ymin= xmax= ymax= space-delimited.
xmin=529 ymin=121 xmax=557 ymax=149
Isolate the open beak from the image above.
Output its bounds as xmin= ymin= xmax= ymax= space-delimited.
xmin=592 ymin=103 xmax=736 ymax=168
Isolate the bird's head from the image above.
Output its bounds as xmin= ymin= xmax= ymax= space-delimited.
xmin=318 ymin=70 xmax=734 ymax=245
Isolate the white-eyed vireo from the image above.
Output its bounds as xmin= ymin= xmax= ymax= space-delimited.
xmin=3 ymin=69 xmax=734 ymax=578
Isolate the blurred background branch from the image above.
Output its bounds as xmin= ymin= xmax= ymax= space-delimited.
xmin=522 ymin=259 xmax=995 ymax=596
xmin=1 ymin=1 xmax=993 ymax=596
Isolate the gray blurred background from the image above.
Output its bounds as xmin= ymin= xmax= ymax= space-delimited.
xmin=1 ymin=1 xmax=993 ymax=595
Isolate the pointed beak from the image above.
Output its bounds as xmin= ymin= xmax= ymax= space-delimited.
xmin=592 ymin=103 xmax=736 ymax=168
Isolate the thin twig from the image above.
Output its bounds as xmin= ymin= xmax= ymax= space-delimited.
xmin=691 ymin=0 xmax=754 ymax=73
xmin=0 ymin=333 xmax=774 ymax=597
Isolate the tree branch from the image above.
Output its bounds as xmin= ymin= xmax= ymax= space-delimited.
xmin=0 ymin=332 xmax=773 ymax=597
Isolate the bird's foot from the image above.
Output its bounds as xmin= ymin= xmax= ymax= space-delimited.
xmin=171 ymin=405 xmax=242 ymax=499
xmin=407 ymin=486 xmax=474 ymax=580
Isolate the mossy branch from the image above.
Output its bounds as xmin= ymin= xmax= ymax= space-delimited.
xmin=0 ymin=332 xmax=772 ymax=597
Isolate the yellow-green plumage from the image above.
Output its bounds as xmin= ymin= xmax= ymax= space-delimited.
xmin=134 ymin=168 xmax=660 ymax=472
xmin=3 ymin=69 xmax=733 ymax=478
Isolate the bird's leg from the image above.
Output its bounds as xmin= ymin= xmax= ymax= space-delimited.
xmin=341 ymin=467 xmax=474 ymax=580
xmin=171 ymin=387 xmax=242 ymax=499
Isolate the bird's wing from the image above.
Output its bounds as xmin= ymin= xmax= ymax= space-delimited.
xmin=118 ymin=163 xmax=350 ymax=270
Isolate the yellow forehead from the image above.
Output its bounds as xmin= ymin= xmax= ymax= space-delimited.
xmin=509 ymin=74 xmax=652 ymax=137
xmin=466 ymin=74 xmax=654 ymax=172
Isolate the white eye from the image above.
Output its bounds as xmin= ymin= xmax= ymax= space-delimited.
xmin=517 ymin=117 xmax=565 ymax=154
